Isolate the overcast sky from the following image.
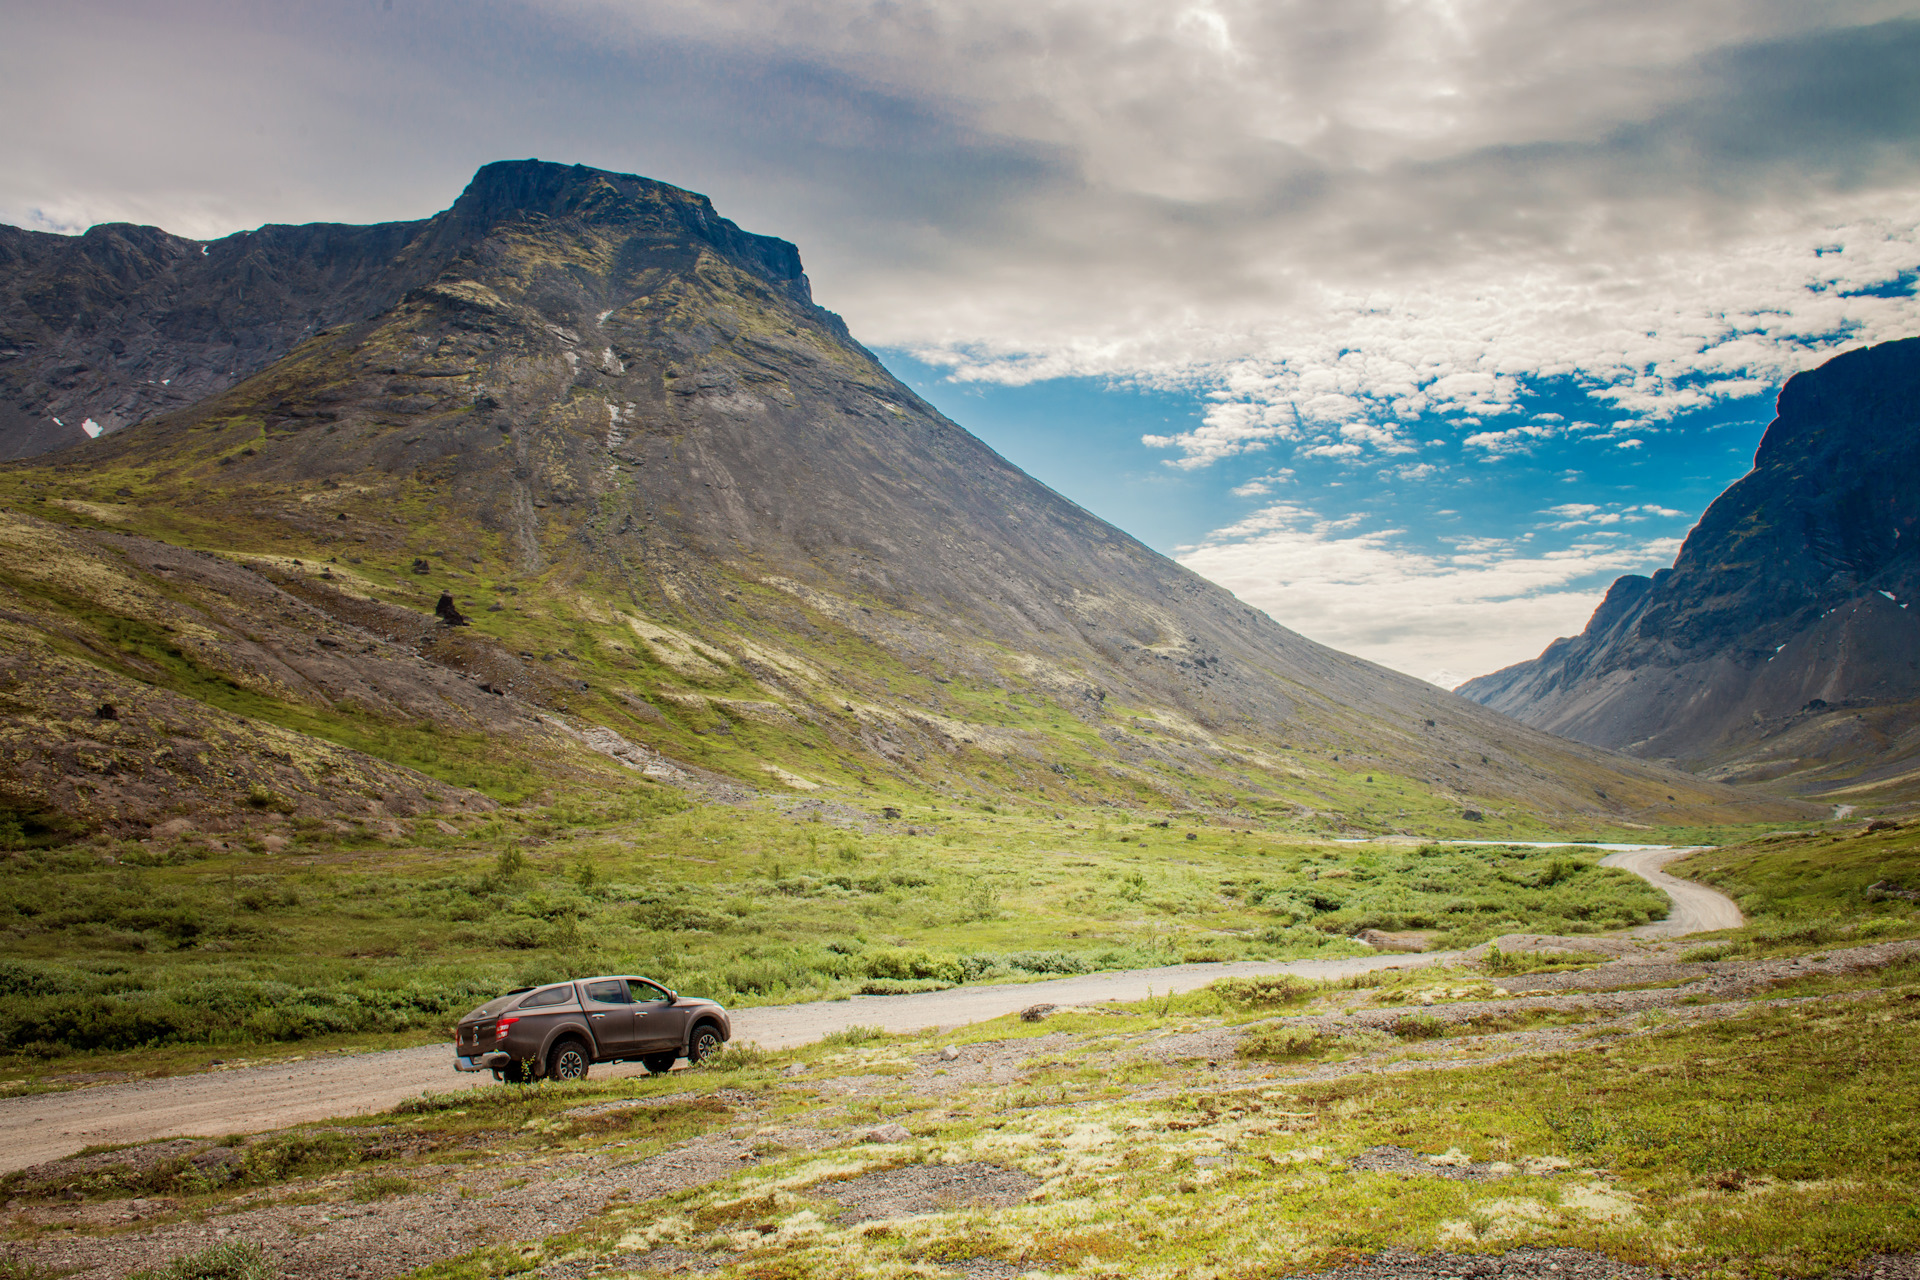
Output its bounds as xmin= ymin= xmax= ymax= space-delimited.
xmin=7 ymin=0 xmax=1920 ymax=685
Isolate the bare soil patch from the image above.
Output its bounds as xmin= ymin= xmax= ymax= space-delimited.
xmin=817 ymin=1161 xmax=1040 ymax=1223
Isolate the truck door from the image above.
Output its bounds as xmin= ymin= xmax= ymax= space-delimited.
xmin=628 ymin=978 xmax=687 ymax=1051
xmin=580 ymin=979 xmax=639 ymax=1058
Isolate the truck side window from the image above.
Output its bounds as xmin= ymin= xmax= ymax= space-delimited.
xmin=629 ymin=980 xmax=671 ymax=1004
xmin=518 ymin=985 xmax=576 ymax=1009
xmin=583 ymin=980 xmax=631 ymax=1004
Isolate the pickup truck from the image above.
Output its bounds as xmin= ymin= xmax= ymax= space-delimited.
xmin=453 ymin=974 xmax=731 ymax=1082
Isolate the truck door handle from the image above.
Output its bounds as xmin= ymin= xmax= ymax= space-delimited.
xmin=590 ymin=1013 xmax=607 ymax=1019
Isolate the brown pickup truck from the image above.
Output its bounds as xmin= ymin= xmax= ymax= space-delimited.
xmin=453 ymin=974 xmax=731 ymax=1082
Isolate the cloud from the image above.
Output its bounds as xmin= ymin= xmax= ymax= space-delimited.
xmin=1230 ymin=468 xmax=1294 ymax=497
xmin=8 ymin=1 xmax=1918 ymax=464
xmin=1177 ymin=503 xmax=1683 ymax=686
xmin=1541 ymin=501 xmax=1696 ymax=530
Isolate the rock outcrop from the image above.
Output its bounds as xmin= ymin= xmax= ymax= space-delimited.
xmin=1459 ymin=337 xmax=1920 ymax=799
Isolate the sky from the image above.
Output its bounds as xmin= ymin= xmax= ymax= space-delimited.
xmin=6 ymin=0 xmax=1920 ymax=687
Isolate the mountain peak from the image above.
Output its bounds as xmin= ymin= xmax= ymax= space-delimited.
xmin=446 ymin=159 xmax=805 ymax=287
xmin=1458 ymin=335 xmax=1920 ymax=797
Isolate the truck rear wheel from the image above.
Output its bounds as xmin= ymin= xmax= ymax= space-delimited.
xmin=547 ymin=1038 xmax=590 ymax=1082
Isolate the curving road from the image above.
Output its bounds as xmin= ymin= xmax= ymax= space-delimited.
xmin=1599 ymin=845 xmax=1742 ymax=936
xmin=0 ymin=843 xmax=1740 ymax=1173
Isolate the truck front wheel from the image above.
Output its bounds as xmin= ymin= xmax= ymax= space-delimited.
xmin=687 ymin=1023 xmax=724 ymax=1065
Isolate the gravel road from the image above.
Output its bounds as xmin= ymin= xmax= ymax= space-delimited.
xmin=1599 ymin=845 xmax=1742 ymax=935
xmin=0 ymin=842 xmax=1743 ymax=1174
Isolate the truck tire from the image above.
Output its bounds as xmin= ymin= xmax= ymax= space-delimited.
xmin=642 ymin=1052 xmax=678 ymax=1075
xmin=687 ymin=1022 xmax=724 ymax=1065
xmin=547 ymin=1038 xmax=591 ymax=1082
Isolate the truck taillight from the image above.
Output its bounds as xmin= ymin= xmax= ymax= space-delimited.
xmin=494 ymin=1017 xmax=519 ymax=1040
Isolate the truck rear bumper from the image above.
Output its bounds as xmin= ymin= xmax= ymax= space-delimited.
xmin=455 ymin=1052 xmax=510 ymax=1072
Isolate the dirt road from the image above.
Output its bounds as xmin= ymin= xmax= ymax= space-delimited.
xmin=1599 ymin=845 xmax=1742 ymax=936
xmin=0 ymin=844 xmax=1741 ymax=1173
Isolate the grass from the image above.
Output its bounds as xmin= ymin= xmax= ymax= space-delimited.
xmin=1481 ymin=943 xmax=1608 ymax=976
xmin=1667 ymin=822 xmax=1920 ymax=958
xmin=0 ymin=459 xmax=1773 ymax=848
xmin=0 ymin=813 xmax=1672 ymax=1072
xmin=127 ymin=1241 xmax=274 ymax=1280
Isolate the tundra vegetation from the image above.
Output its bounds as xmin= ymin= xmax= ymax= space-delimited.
xmin=1 ymin=826 xmax=1914 ymax=1280
xmin=0 ymin=793 xmax=1685 ymax=1076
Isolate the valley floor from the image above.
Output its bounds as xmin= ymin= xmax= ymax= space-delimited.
xmin=0 ymin=950 xmax=1467 ymax=1175
xmin=5 ymin=937 xmax=1916 ymax=1280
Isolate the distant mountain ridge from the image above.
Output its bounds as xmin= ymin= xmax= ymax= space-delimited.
xmin=1459 ymin=336 xmax=1920 ymax=801
xmin=0 ymin=161 xmax=1798 ymax=835
xmin=0 ymin=164 xmax=813 ymax=463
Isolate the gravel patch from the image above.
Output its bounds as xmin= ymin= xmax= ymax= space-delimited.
xmin=1838 ymin=1256 xmax=1920 ymax=1280
xmin=539 ymin=1246 xmax=729 ymax=1276
xmin=1283 ymin=1245 xmax=1669 ymax=1279
xmin=4 ymin=1132 xmax=766 ymax=1280
xmin=945 ymin=1260 xmax=1028 ymax=1279
xmin=1344 ymin=1145 xmax=1568 ymax=1181
xmin=818 ymin=1162 xmax=1041 ymax=1223
xmin=562 ymin=1089 xmax=759 ymax=1120
xmin=1498 ymin=938 xmax=1920 ymax=996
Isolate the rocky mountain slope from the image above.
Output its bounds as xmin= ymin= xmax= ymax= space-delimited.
xmin=0 ymin=161 xmax=1802 ymax=838
xmin=1459 ymin=337 xmax=1920 ymax=802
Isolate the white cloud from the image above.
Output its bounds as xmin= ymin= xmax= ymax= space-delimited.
xmin=1177 ymin=504 xmax=1682 ymax=685
xmin=1230 ymin=468 xmax=1294 ymax=497
xmin=1540 ymin=500 xmax=1699 ymax=530
xmin=11 ymin=2 xmax=1919 ymax=486
xmin=1462 ymin=420 xmax=1566 ymax=455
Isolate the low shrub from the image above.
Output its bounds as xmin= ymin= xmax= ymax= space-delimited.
xmin=861 ymin=948 xmax=963 ymax=984
xmin=701 ymin=1042 xmax=772 ymax=1072
xmin=858 ymin=978 xmax=955 ymax=995
xmin=1480 ymin=944 xmax=1606 ymax=976
xmin=999 ymin=950 xmax=1093 ymax=975
xmin=1391 ymin=1013 xmax=1449 ymax=1040
xmin=350 ymin=1174 xmax=415 ymax=1202
xmin=1239 ymin=1026 xmax=1336 ymax=1060
xmin=1210 ymin=975 xmax=1316 ymax=1009
xmin=128 ymin=1240 xmax=273 ymax=1280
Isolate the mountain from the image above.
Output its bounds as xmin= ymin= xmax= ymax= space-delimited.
xmin=0 ymin=161 xmax=1804 ymax=838
xmin=1459 ymin=337 xmax=1920 ymax=803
